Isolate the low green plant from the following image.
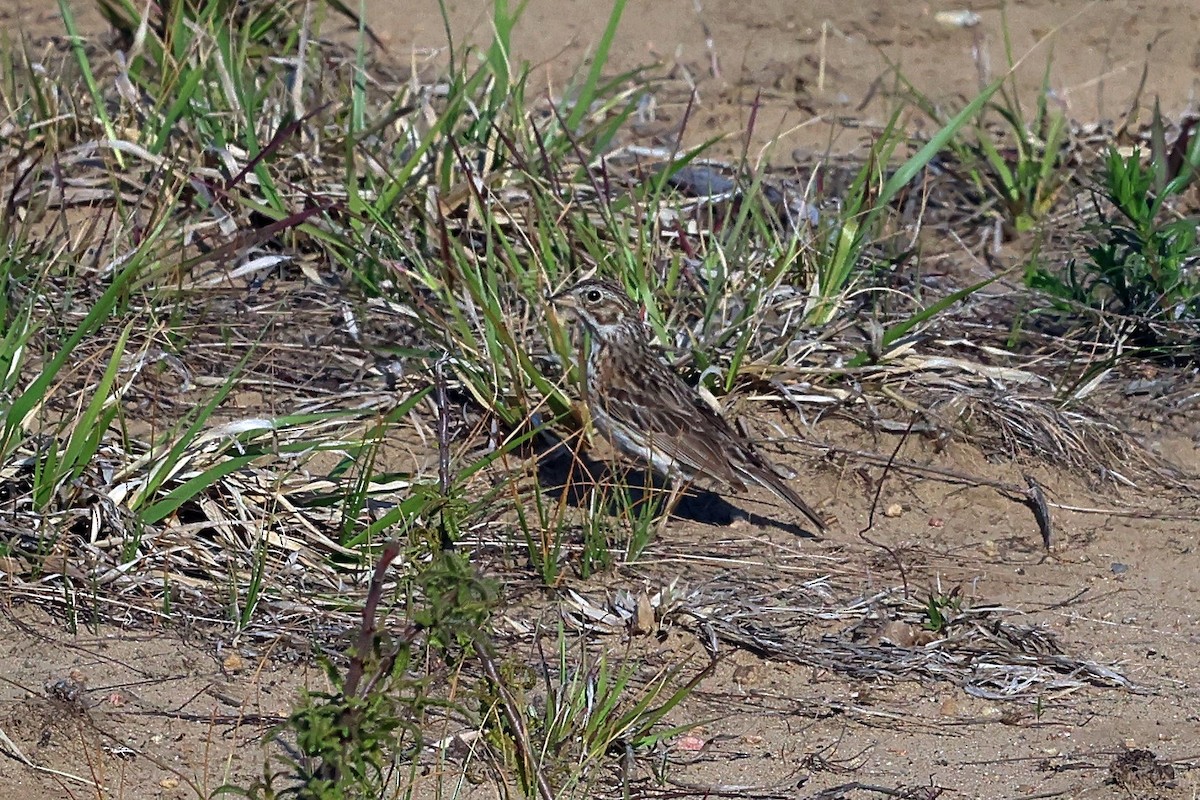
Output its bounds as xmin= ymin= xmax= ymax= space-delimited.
xmin=510 ymin=454 xmax=576 ymax=586
xmin=29 ymin=324 xmax=131 ymax=512
xmin=615 ymin=482 xmax=660 ymax=564
xmin=0 ymin=262 xmax=142 ymax=469
xmin=976 ymin=66 xmax=1069 ymax=236
xmin=94 ymin=0 xmax=372 ymax=56
xmin=1026 ymin=143 xmax=1200 ymax=335
xmin=807 ymin=75 xmax=1007 ymax=325
xmin=227 ymin=542 xmax=497 ymax=800
xmin=484 ymin=626 xmax=708 ymax=796
xmin=225 ymin=544 xmax=494 ymax=800
xmin=508 ymin=449 xmax=662 ymax=584
xmin=922 ymin=590 xmax=963 ymax=634
xmin=577 ymin=477 xmax=657 ymax=577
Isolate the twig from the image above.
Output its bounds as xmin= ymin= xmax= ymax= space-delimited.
xmin=474 ymin=638 xmax=555 ymax=800
xmin=0 ymin=724 xmax=101 ymax=789
xmin=344 ymin=541 xmax=406 ymax=698
xmin=860 ymin=413 xmax=916 ymax=596
xmin=1024 ymin=473 xmax=1054 ymax=549
xmin=665 ymin=775 xmax=794 ymax=798
xmin=434 ymin=354 xmax=456 ymax=549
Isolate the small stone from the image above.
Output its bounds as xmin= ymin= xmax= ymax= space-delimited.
xmin=631 ymin=593 xmax=655 ymax=635
xmin=934 ymin=10 xmax=982 ymax=28
xmin=677 ymin=727 xmax=707 ymax=752
xmin=884 ymin=504 xmax=903 ymax=518
xmin=732 ymin=663 xmax=757 ymax=685
xmin=879 ymin=621 xmax=917 ymax=647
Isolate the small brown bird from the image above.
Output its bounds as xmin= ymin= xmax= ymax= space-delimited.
xmin=550 ymin=278 xmax=827 ymax=532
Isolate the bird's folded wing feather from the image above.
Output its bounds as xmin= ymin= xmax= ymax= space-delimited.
xmin=595 ymin=353 xmax=747 ymax=490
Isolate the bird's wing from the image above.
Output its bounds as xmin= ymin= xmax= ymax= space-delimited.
xmin=593 ymin=347 xmax=747 ymax=490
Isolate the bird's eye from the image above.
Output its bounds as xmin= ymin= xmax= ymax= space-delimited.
xmin=584 ymin=289 xmax=603 ymax=303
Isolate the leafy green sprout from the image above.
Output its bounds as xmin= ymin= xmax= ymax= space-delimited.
xmin=1026 ymin=144 xmax=1200 ymax=334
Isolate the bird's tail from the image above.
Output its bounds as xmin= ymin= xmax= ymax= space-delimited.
xmin=745 ymin=464 xmax=828 ymax=533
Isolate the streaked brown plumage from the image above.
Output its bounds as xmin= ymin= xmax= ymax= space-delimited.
xmin=550 ymin=278 xmax=827 ymax=532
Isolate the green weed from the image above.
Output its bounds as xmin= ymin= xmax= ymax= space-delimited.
xmin=481 ymin=625 xmax=708 ymax=796
xmin=922 ymin=589 xmax=963 ymax=634
xmin=1026 ymin=135 xmax=1200 ymax=345
xmin=808 ymin=76 xmax=1007 ymax=326
xmin=226 ymin=544 xmax=486 ymax=800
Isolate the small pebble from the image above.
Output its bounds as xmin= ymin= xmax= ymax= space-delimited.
xmin=934 ymin=10 xmax=982 ymax=28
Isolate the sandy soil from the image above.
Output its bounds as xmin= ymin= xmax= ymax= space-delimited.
xmin=1 ymin=2 xmax=1199 ymax=799
xmin=383 ymin=0 xmax=1200 ymax=158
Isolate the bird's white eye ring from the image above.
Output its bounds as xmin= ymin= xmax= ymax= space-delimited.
xmin=584 ymin=289 xmax=602 ymax=302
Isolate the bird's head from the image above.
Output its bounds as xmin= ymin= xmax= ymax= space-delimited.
xmin=549 ymin=279 xmax=643 ymax=340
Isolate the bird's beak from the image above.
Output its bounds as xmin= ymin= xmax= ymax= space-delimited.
xmin=548 ymin=289 xmax=578 ymax=314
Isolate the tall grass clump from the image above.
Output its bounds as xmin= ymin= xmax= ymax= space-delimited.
xmin=902 ymin=11 xmax=1071 ymax=237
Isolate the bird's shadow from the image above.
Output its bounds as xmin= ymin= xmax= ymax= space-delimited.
xmin=533 ymin=439 xmax=822 ymax=540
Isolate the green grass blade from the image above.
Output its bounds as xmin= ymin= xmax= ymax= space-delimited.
xmin=845 ymin=274 xmax=1005 ymax=368
xmin=129 ymin=353 xmax=253 ymax=513
xmin=57 ymin=0 xmax=124 ymax=167
xmin=151 ymin=67 xmax=205 ymax=154
xmin=1 ymin=265 xmax=139 ymax=459
xmin=877 ymin=76 xmax=1006 ymax=207
xmin=140 ymin=453 xmax=259 ymax=525
xmin=564 ymin=0 xmax=627 ymax=131
xmin=62 ymin=322 xmax=133 ymax=481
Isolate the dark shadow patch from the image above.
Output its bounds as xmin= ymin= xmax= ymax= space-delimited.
xmin=533 ymin=439 xmax=822 ymax=539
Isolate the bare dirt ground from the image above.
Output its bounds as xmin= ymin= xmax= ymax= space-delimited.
xmin=2 ymin=2 xmax=1200 ymax=799
xmin=383 ymin=0 xmax=1200 ymax=158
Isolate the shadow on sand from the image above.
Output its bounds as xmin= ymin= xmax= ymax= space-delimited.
xmin=532 ymin=440 xmax=822 ymax=540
